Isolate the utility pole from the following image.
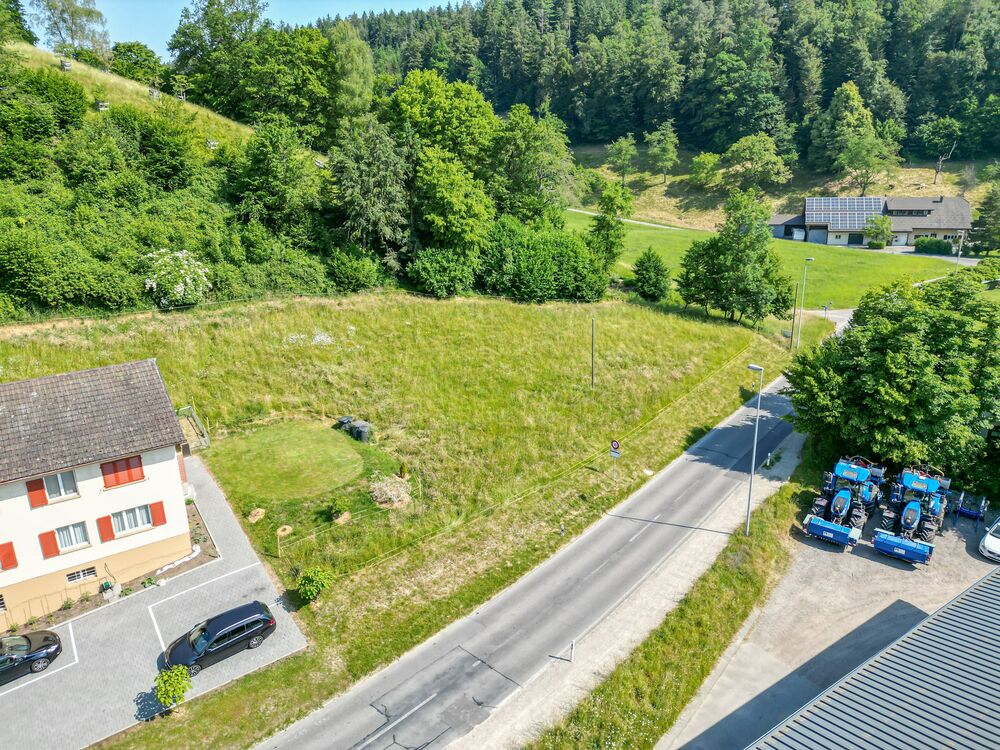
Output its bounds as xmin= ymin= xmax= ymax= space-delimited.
xmin=796 ymin=258 xmax=814 ymax=349
xmin=745 ymin=364 xmax=765 ymax=536
xmin=590 ymin=318 xmax=596 ymax=390
xmin=789 ymin=282 xmax=799 ymax=351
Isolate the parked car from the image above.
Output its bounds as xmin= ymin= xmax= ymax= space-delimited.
xmin=979 ymin=517 xmax=1000 ymax=562
xmin=164 ymin=601 xmax=275 ymax=676
xmin=0 ymin=630 xmax=62 ymax=685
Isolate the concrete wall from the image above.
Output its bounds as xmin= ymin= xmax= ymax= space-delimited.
xmin=827 ymin=232 xmax=850 ymax=245
xmin=0 ymin=445 xmax=190 ymax=624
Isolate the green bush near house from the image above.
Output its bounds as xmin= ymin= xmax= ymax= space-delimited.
xmin=914 ymin=237 xmax=953 ymax=255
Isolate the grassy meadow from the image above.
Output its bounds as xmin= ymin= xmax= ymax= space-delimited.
xmin=564 ymin=210 xmax=956 ymax=309
xmin=0 ymin=292 xmax=829 ymax=750
xmin=573 ymin=143 xmax=993 ymax=231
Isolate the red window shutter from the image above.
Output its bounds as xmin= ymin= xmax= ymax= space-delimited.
xmin=150 ymin=501 xmax=167 ymax=527
xmin=96 ymin=515 xmax=116 ymax=543
xmin=0 ymin=542 xmax=17 ymax=570
xmin=102 ymin=456 xmax=143 ymax=488
xmin=27 ymin=478 xmax=47 ymax=508
xmin=128 ymin=455 xmax=145 ymax=483
xmin=101 ymin=460 xmax=121 ymax=487
xmin=39 ymin=531 xmax=59 ymax=559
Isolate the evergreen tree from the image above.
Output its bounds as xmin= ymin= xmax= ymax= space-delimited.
xmin=808 ymin=81 xmax=877 ymax=173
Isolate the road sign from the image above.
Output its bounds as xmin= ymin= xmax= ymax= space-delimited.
xmin=611 ymin=440 xmax=620 ymax=450
xmin=610 ymin=449 xmax=621 ymax=459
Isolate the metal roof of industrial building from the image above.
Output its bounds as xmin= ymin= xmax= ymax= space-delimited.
xmin=747 ymin=567 xmax=1000 ymax=750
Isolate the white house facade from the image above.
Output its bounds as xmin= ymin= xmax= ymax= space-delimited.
xmin=0 ymin=360 xmax=191 ymax=627
xmin=770 ymin=196 xmax=972 ymax=248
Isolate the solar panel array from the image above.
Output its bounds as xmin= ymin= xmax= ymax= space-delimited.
xmin=805 ymin=197 xmax=885 ymax=230
xmin=748 ymin=568 xmax=1000 ymax=750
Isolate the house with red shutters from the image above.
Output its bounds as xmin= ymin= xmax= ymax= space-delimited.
xmin=0 ymin=360 xmax=191 ymax=627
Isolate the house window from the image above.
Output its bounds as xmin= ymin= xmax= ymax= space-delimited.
xmin=66 ymin=566 xmax=97 ymax=584
xmin=943 ymin=234 xmax=958 ymax=240
xmin=55 ymin=522 xmax=89 ymax=551
xmin=101 ymin=455 xmax=144 ymax=488
xmin=835 ymin=234 xmax=842 ymax=239
xmin=112 ymin=504 xmax=153 ymax=535
xmin=0 ymin=594 xmax=5 ymax=612
xmin=44 ymin=471 xmax=78 ymax=500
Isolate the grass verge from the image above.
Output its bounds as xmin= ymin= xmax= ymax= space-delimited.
xmin=525 ymin=442 xmax=826 ymax=750
xmin=564 ymin=211 xmax=955 ymax=309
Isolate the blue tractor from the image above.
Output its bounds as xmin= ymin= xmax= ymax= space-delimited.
xmin=803 ymin=457 xmax=884 ymax=549
xmin=872 ymin=466 xmax=950 ymax=564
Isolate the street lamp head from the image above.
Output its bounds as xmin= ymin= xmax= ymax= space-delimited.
xmin=747 ymin=364 xmax=764 ymax=372
xmin=805 ymin=257 xmax=815 ymax=262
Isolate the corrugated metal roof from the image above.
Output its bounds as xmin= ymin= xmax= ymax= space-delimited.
xmin=0 ymin=359 xmax=184 ymax=484
xmin=747 ymin=568 xmax=1000 ymax=750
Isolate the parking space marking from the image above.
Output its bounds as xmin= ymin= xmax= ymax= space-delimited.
xmin=147 ymin=562 xmax=262 ymax=650
xmin=0 ymin=622 xmax=78 ymax=700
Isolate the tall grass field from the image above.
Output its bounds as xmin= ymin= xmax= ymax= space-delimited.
xmin=564 ymin=210 xmax=956 ymax=309
xmin=0 ymin=293 xmax=830 ymax=749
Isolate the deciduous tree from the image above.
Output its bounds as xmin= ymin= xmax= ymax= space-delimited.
xmin=644 ymin=120 xmax=678 ymax=184
xmin=677 ymin=189 xmax=793 ymax=324
xmin=722 ymin=133 xmax=792 ymax=190
xmin=586 ymin=181 xmax=633 ymax=272
xmin=836 ymin=132 xmax=901 ymax=196
xmin=607 ymin=133 xmax=637 ymax=187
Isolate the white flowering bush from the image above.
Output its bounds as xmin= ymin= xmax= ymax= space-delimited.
xmin=143 ymin=248 xmax=211 ymax=309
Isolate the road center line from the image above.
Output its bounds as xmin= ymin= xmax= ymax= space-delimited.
xmin=629 ymin=523 xmax=652 ymax=543
xmin=355 ymin=692 xmax=439 ymax=750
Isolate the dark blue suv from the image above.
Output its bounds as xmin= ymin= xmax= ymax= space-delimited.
xmin=0 ymin=631 xmax=62 ymax=685
xmin=164 ymin=601 xmax=275 ymax=676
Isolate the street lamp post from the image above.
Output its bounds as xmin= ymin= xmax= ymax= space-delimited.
xmin=796 ymin=257 xmax=815 ymax=349
xmin=745 ymin=364 xmax=765 ymax=537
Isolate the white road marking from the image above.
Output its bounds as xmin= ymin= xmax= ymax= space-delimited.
xmin=147 ymin=561 xmax=262 ymax=651
xmin=628 ymin=514 xmax=661 ymax=543
xmin=355 ymin=692 xmax=439 ymax=750
xmin=0 ymin=622 xmax=78 ymax=699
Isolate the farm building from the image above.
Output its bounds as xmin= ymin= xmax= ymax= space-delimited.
xmin=770 ymin=196 xmax=972 ymax=248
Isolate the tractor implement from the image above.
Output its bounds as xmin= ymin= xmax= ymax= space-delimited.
xmin=803 ymin=513 xmax=863 ymax=548
xmin=871 ymin=529 xmax=934 ymax=564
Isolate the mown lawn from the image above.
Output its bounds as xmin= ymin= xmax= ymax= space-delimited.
xmin=564 ymin=210 xmax=955 ymax=309
xmin=526 ymin=443 xmax=827 ymax=750
xmin=0 ymin=292 xmax=831 ymax=750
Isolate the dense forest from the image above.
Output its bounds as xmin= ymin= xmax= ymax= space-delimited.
xmin=0 ymin=0 xmax=998 ymax=322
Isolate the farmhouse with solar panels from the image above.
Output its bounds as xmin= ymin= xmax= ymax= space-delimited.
xmin=769 ymin=196 xmax=972 ymax=248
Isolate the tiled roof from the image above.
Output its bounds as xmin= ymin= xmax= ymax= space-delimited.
xmin=747 ymin=567 xmax=1000 ymax=750
xmin=0 ymin=360 xmax=184 ymax=484
xmin=769 ymin=213 xmax=805 ymax=226
xmin=886 ymin=196 xmax=972 ymax=230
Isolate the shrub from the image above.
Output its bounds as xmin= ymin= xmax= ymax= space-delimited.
xmin=479 ymin=216 xmax=607 ymax=302
xmin=327 ymin=248 xmax=382 ymax=293
xmin=60 ymin=598 xmax=73 ymax=611
xmin=408 ymin=246 xmax=476 ymax=297
xmin=154 ymin=665 xmax=192 ymax=710
xmin=0 ymin=91 xmax=57 ymax=141
xmin=690 ymin=152 xmax=722 ymax=188
xmin=868 ymin=240 xmax=886 ymax=249
xmin=297 ymin=566 xmax=335 ymax=602
xmin=914 ymin=237 xmax=953 ymax=255
xmin=16 ymin=68 xmax=87 ymax=130
xmin=142 ymin=247 xmax=211 ymax=309
xmin=0 ymin=136 xmax=51 ymax=181
xmin=633 ymin=248 xmax=670 ymax=301
xmin=0 ymin=293 xmax=22 ymax=322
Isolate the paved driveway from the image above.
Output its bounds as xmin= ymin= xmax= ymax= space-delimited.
xmin=0 ymin=458 xmax=307 ymax=750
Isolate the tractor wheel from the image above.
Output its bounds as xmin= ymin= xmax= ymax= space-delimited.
xmin=849 ymin=504 xmax=866 ymax=529
xmin=880 ymin=509 xmax=896 ymax=532
xmin=918 ymin=517 xmax=937 ymax=543
xmin=810 ymin=497 xmax=829 ymax=518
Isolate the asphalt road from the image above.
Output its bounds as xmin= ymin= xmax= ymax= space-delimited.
xmin=257 ymin=384 xmax=796 ymax=750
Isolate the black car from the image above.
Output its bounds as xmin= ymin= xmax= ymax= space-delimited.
xmin=165 ymin=601 xmax=275 ymax=676
xmin=0 ymin=630 xmax=62 ymax=685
